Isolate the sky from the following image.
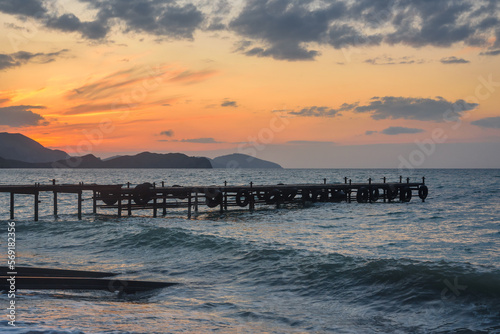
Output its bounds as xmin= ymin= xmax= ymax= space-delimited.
xmin=0 ymin=0 xmax=499 ymax=169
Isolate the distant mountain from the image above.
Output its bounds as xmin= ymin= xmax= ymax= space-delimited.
xmin=211 ymin=153 xmax=282 ymax=168
xmin=103 ymin=152 xmax=211 ymax=168
xmin=0 ymin=132 xmax=69 ymax=163
xmin=0 ymin=152 xmax=212 ymax=169
xmin=0 ymin=133 xmax=279 ymax=169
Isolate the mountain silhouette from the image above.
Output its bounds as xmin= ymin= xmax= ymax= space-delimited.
xmin=0 ymin=132 xmax=69 ymax=163
xmin=0 ymin=133 xmax=281 ymax=169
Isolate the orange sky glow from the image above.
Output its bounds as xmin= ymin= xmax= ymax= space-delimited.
xmin=1 ymin=0 xmax=499 ymax=167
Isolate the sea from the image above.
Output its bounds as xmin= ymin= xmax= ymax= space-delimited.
xmin=0 ymin=168 xmax=499 ymax=334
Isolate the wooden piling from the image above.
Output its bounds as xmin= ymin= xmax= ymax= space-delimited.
xmin=77 ymin=191 xmax=82 ymax=220
xmin=92 ymin=190 xmax=97 ymax=214
xmin=194 ymin=190 xmax=199 ymax=213
xmin=220 ymin=188 xmax=224 ymax=214
xmin=162 ymin=193 xmax=167 ymax=216
xmin=249 ymin=182 xmax=255 ymax=211
xmin=188 ymin=192 xmax=192 ymax=219
xmin=118 ymin=196 xmax=122 ymax=217
xmin=368 ymin=178 xmax=372 ymax=203
xmin=153 ymin=197 xmax=157 ymax=218
xmin=10 ymin=193 xmax=14 ymax=220
xmin=128 ymin=195 xmax=132 ymax=216
xmin=53 ymin=191 xmax=58 ymax=216
xmin=34 ymin=191 xmax=39 ymax=222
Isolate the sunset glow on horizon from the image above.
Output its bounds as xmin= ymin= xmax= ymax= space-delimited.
xmin=1 ymin=0 xmax=499 ymax=167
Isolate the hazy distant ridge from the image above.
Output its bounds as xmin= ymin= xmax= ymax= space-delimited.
xmin=210 ymin=153 xmax=282 ymax=169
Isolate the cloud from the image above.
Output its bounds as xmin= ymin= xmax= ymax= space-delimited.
xmin=470 ymin=116 xmax=500 ymax=128
xmin=1 ymin=0 xmax=205 ymax=41
xmin=289 ymin=103 xmax=357 ymax=117
xmin=64 ymin=103 xmax=130 ymax=115
xmin=3 ymin=0 xmax=499 ymax=61
xmin=0 ymin=105 xmax=48 ymax=127
xmin=179 ymin=137 xmax=222 ymax=144
xmin=381 ymin=126 xmax=425 ymax=135
xmin=365 ymin=130 xmax=378 ymax=135
xmin=0 ymin=0 xmax=47 ymax=17
xmin=229 ymin=0 xmax=500 ymax=61
xmin=440 ymin=56 xmax=470 ymax=64
xmin=221 ymin=100 xmax=238 ymax=107
xmin=0 ymin=50 xmax=68 ymax=71
xmin=479 ymin=49 xmax=500 ymax=56
xmin=160 ymin=130 xmax=174 ymax=137
xmin=66 ymin=66 xmax=166 ymax=101
xmin=365 ymin=55 xmax=425 ymax=65
xmin=287 ymin=140 xmax=335 ymax=145
xmin=161 ymin=137 xmax=223 ymax=143
xmin=169 ymin=70 xmax=217 ymax=84
xmin=355 ymin=96 xmax=479 ymax=121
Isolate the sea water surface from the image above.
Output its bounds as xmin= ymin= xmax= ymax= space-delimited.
xmin=0 ymin=169 xmax=499 ymax=333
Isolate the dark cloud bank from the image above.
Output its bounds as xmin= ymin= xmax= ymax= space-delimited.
xmin=0 ymin=50 xmax=68 ymax=70
xmin=0 ymin=105 xmax=48 ymax=127
xmin=289 ymin=97 xmax=478 ymax=122
xmin=1 ymin=0 xmax=499 ymax=61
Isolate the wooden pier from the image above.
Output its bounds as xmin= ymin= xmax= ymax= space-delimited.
xmin=0 ymin=177 xmax=428 ymax=221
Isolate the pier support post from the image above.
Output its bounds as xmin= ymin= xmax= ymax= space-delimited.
xmin=188 ymin=192 xmax=192 ymax=219
xmin=249 ymin=182 xmax=255 ymax=211
xmin=52 ymin=179 xmax=58 ymax=217
xmin=128 ymin=194 xmax=132 ymax=216
xmin=77 ymin=190 xmax=82 ymax=220
xmin=118 ymin=196 xmax=122 ymax=217
xmin=153 ymin=197 xmax=157 ymax=218
xmin=34 ymin=191 xmax=39 ymax=222
xmin=92 ymin=190 xmax=97 ymax=214
xmin=162 ymin=193 xmax=167 ymax=216
xmin=194 ymin=190 xmax=199 ymax=213
xmin=368 ymin=178 xmax=372 ymax=204
xmin=219 ymin=188 xmax=224 ymax=214
xmin=10 ymin=193 xmax=14 ymax=220
xmin=53 ymin=192 xmax=58 ymax=216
